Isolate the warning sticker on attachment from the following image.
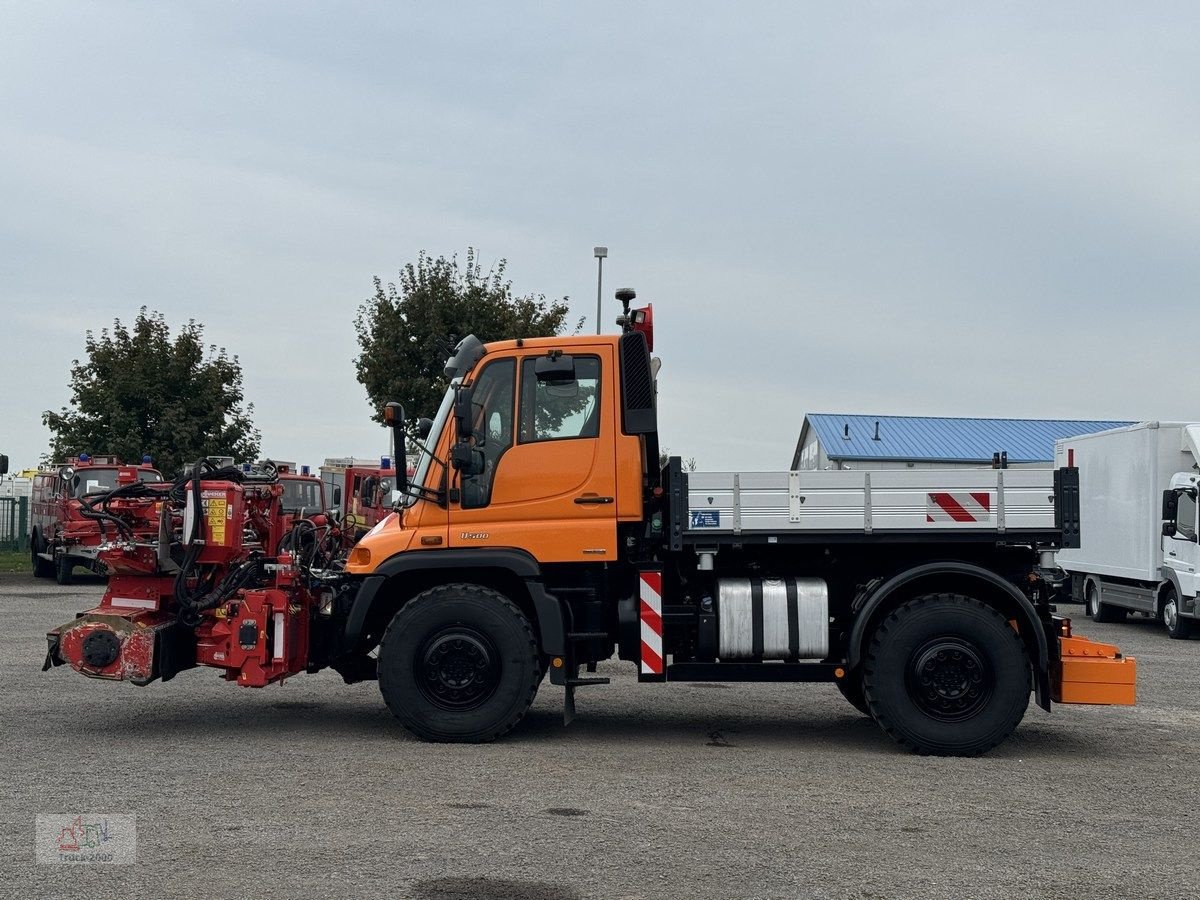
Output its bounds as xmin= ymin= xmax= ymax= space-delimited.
xmin=205 ymin=498 xmax=228 ymax=545
xmin=689 ymin=510 xmax=720 ymax=528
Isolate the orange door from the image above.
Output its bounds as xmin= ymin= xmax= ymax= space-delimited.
xmin=449 ymin=347 xmax=618 ymax=563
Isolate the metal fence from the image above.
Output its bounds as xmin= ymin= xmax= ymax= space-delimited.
xmin=0 ymin=496 xmax=29 ymax=552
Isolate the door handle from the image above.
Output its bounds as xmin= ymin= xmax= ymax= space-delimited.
xmin=574 ymin=495 xmax=614 ymax=505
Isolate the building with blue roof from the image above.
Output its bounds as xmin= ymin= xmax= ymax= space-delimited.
xmin=792 ymin=414 xmax=1134 ymax=471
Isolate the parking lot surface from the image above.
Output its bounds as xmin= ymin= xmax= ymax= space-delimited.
xmin=1 ymin=573 xmax=1197 ymax=899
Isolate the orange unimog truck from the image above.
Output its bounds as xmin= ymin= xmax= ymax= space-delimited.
xmin=338 ymin=289 xmax=1135 ymax=754
xmin=44 ymin=290 xmax=1135 ymax=756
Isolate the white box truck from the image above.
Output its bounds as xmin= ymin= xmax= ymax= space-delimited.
xmin=1054 ymin=422 xmax=1200 ymax=638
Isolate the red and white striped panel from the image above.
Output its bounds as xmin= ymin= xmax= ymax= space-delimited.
xmin=926 ymin=492 xmax=992 ymax=524
xmin=639 ymin=571 xmax=664 ymax=675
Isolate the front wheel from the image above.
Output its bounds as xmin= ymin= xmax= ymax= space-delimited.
xmin=1161 ymin=588 xmax=1195 ymax=640
xmin=863 ymin=593 xmax=1031 ymax=756
xmin=377 ymin=583 xmax=542 ymax=743
xmin=54 ymin=554 xmax=74 ymax=586
xmin=31 ymin=534 xmax=54 ymax=579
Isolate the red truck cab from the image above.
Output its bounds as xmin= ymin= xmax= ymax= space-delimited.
xmin=30 ymin=455 xmax=164 ymax=584
xmin=320 ymin=457 xmax=412 ymax=540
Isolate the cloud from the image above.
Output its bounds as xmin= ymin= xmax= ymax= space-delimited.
xmin=1 ymin=3 xmax=1197 ymax=472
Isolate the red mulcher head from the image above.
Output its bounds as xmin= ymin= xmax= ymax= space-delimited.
xmin=45 ymin=465 xmax=342 ymax=689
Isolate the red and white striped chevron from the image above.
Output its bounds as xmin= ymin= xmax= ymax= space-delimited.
xmin=926 ymin=491 xmax=992 ymax=523
xmin=639 ymin=571 xmax=664 ymax=675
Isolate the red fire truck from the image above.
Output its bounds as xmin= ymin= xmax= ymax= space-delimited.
xmin=321 ymin=457 xmax=408 ymax=538
xmin=247 ymin=461 xmax=327 ymax=517
xmin=30 ymin=455 xmax=164 ymax=584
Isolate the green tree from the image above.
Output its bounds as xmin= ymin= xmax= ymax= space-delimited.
xmin=43 ymin=308 xmax=260 ymax=475
xmin=354 ymin=249 xmax=579 ymax=427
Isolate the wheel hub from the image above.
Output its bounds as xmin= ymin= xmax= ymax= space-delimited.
xmin=907 ymin=638 xmax=994 ymax=722
xmin=416 ymin=628 xmax=500 ymax=711
xmin=1164 ymin=599 xmax=1178 ymax=630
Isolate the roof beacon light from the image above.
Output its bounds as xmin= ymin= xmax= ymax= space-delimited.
xmin=79 ymin=453 xmax=91 ymax=463
xmin=142 ymin=454 xmax=153 ymax=465
xmin=301 ymin=465 xmax=310 ymax=476
xmin=242 ymin=463 xmax=252 ymax=473
xmin=380 ymin=456 xmax=392 ymax=470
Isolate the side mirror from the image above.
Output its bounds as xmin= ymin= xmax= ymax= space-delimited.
xmin=450 ymin=443 xmax=485 ymax=476
xmin=383 ymin=401 xmax=409 ymax=494
xmin=416 ymin=417 xmax=434 ymax=440
xmin=454 ymin=386 xmax=475 ymax=440
xmin=379 ymin=479 xmax=392 ymax=496
xmin=333 ymin=486 xmax=342 ymax=507
xmin=0 ymin=454 xmax=7 ymax=476
xmin=1162 ymin=489 xmax=1179 ymax=522
xmin=535 ymin=353 xmax=575 ymax=384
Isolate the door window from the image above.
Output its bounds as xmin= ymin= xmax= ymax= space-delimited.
xmin=1176 ymin=491 xmax=1197 ymax=540
xmin=461 ymin=358 xmax=516 ymax=509
xmin=519 ymin=356 xmax=601 ymax=443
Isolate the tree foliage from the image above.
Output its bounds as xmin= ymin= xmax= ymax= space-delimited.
xmin=43 ymin=309 xmax=260 ymax=474
xmin=354 ymin=249 xmax=579 ymax=428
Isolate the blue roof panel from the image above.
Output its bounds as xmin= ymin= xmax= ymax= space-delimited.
xmin=806 ymin=414 xmax=1135 ymax=463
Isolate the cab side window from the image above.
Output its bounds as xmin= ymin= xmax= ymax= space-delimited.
xmin=461 ymin=358 xmax=516 ymax=509
xmin=1176 ymin=491 xmax=1197 ymax=540
xmin=519 ymin=356 xmax=601 ymax=443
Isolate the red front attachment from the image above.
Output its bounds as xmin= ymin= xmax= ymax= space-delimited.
xmin=46 ymin=472 xmax=340 ymax=690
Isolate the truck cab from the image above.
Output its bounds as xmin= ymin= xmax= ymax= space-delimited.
xmin=30 ymin=455 xmax=164 ymax=584
xmin=1161 ymin=471 xmax=1200 ymax=636
xmin=321 ymin=457 xmax=410 ymax=540
xmin=275 ymin=466 xmax=326 ymax=516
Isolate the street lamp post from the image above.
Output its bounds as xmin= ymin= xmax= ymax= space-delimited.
xmin=593 ymin=246 xmax=607 ymax=334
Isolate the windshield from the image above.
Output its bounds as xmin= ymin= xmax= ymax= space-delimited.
xmin=71 ymin=468 xmax=163 ymax=498
xmin=280 ymin=478 xmax=325 ymax=513
xmin=406 ymin=380 xmax=457 ymax=507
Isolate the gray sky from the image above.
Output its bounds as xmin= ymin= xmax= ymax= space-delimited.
xmin=2 ymin=3 xmax=1197 ymax=472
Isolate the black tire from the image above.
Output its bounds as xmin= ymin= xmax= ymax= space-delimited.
xmin=1160 ymin=587 xmax=1195 ymax=640
xmin=31 ymin=534 xmax=54 ymax=579
xmin=835 ymin=672 xmax=872 ymax=717
xmin=377 ymin=583 xmax=541 ymax=743
xmin=54 ymin=554 xmax=74 ymax=586
xmin=1087 ymin=581 xmax=1125 ymax=623
xmin=863 ymin=593 xmax=1031 ymax=756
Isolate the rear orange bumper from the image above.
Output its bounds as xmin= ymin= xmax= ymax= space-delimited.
xmin=1052 ymin=626 xmax=1136 ymax=706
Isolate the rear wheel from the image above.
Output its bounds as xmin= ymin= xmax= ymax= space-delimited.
xmin=54 ymin=554 xmax=74 ymax=586
xmin=863 ymin=593 xmax=1031 ymax=756
xmin=377 ymin=583 xmax=541 ymax=743
xmin=1161 ymin=587 xmax=1195 ymax=640
xmin=1087 ymin=581 xmax=1124 ymax=623
xmin=31 ymin=534 xmax=54 ymax=579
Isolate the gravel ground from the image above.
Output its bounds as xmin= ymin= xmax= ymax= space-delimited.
xmin=1 ymin=573 xmax=1196 ymax=900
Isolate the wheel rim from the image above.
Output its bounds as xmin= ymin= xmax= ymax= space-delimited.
xmin=1163 ymin=598 xmax=1178 ymax=631
xmin=1087 ymin=587 xmax=1098 ymax=617
xmin=415 ymin=627 xmax=501 ymax=711
xmin=906 ymin=637 xmax=994 ymax=722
